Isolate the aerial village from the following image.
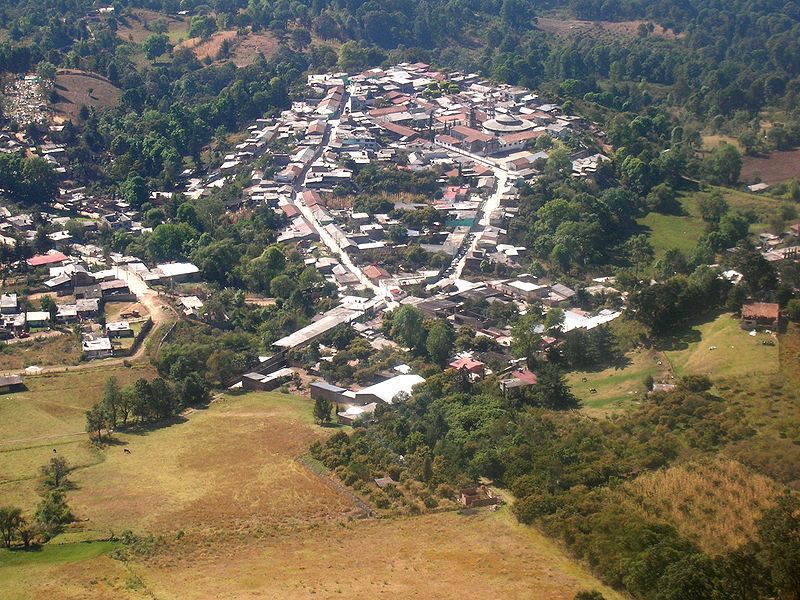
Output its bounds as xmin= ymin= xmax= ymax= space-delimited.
xmin=1 ymin=62 xmax=797 ymax=420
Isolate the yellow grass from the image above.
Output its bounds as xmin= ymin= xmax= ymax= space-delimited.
xmin=2 ymin=390 xmax=621 ymax=599
xmin=0 ymin=333 xmax=82 ymax=370
xmin=616 ymin=457 xmax=781 ymax=555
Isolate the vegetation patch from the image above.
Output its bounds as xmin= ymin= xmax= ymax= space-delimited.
xmin=52 ymin=70 xmax=121 ymax=121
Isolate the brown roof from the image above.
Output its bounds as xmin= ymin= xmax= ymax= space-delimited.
xmin=741 ymin=302 xmax=780 ymax=320
xmin=379 ymin=121 xmax=418 ymax=139
xmin=499 ymin=129 xmax=547 ymax=144
xmin=451 ymin=125 xmax=494 ymax=143
xmin=363 ymin=264 xmax=391 ymax=280
xmin=369 ymin=105 xmax=407 ymax=117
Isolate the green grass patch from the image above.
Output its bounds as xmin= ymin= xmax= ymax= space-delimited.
xmin=0 ymin=541 xmax=117 ymax=568
xmin=636 ymin=211 xmax=706 ymax=258
xmin=570 ymin=349 xmax=664 ymax=413
xmin=659 ymin=312 xmax=779 ymax=379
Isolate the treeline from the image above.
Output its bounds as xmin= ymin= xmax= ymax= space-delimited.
xmin=0 ymin=456 xmax=76 ymax=547
xmin=84 ymin=375 xmax=210 ymax=440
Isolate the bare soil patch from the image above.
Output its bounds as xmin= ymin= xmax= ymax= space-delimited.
xmin=230 ymin=31 xmax=281 ymax=66
xmin=52 ymin=69 xmax=121 ymax=121
xmin=741 ymin=148 xmax=800 ymax=184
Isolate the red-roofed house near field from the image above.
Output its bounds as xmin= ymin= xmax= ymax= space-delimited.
xmin=27 ymin=251 xmax=68 ymax=267
xmin=740 ymin=302 xmax=780 ymax=329
xmin=449 ymin=356 xmax=486 ymax=376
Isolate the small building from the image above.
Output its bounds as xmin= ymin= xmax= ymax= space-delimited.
xmin=241 ymin=367 xmax=294 ymax=391
xmin=0 ymin=293 xmax=18 ymax=314
xmin=0 ymin=374 xmax=24 ymax=393
xmin=448 ymin=356 xmax=486 ymax=376
xmin=337 ymin=402 xmax=377 ymax=425
xmin=499 ymin=368 xmax=538 ymax=394
xmin=740 ymin=303 xmax=780 ymax=330
xmin=106 ymin=320 xmax=133 ymax=338
xmin=25 ymin=311 xmax=51 ymax=328
xmin=82 ymin=335 xmax=113 ymax=359
xmin=459 ymin=485 xmax=500 ymax=508
xmin=310 ymin=381 xmax=349 ymax=404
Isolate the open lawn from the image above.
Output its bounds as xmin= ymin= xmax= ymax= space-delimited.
xmin=52 ymin=70 xmax=121 ymax=121
xmin=536 ymin=17 xmax=679 ymax=39
xmin=1 ymin=390 xmax=621 ymax=599
xmin=569 ymin=348 xmax=665 ymax=414
xmin=659 ymin=312 xmax=779 ymax=379
xmin=679 ymin=186 xmax=795 ymax=233
xmin=636 ymin=211 xmax=706 ymax=258
xmin=0 ymin=364 xmax=158 ymax=508
xmin=176 ymin=30 xmax=239 ymax=62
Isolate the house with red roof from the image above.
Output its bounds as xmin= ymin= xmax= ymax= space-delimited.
xmin=449 ymin=355 xmax=486 ymax=376
xmin=27 ymin=251 xmax=68 ymax=268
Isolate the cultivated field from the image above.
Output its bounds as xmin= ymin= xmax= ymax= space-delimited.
xmin=116 ymin=9 xmax=190 ymax=44
xmin=536 ymin=17 xmax=680 ymax=39
xmin=52 ymin=70 xmax=121 ymax=121
xmin=615 ymin=457 xmax=780 ymax=555
xmin=741 ymin=148 xmax=800 ymax=185
xmin=660 ymin=312 xmax=779 ymax=379
xmin=1 ymin=390 xmax=621 ymax=599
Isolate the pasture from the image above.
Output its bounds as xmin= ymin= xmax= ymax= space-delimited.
xmin=116 ymin=9 xmax=190 ymax=44
xmin=536 ymin=17 xmax=679 ymax=39
xmin=0 ymin=332 xmax=81 ymax=371
xmin=636 ymin=210 xmax=706 ymax=258
xmin=568 ymin=348 xmax=665 ymax=414
xmin=0 ymin=364 xmax=158 ymax=507
xmin=660 ymin=312 xmax=779 ymax=379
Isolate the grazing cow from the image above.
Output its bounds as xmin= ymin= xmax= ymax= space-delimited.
xmin=123 ymin=449 xmax=131 ymax=454
xmin=589 ymin=388 xmax=598 ymax=393
xmin=53 ymin=448 xmax=57 ymax=453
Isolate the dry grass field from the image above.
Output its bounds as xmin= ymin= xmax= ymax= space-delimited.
xmin=537 ymin=17 xmax=680 ymax=39
xmin=0 ymin=332 xmax=82 ymax=370
xmin=52 ymin=70 xmax=121 ymax=121
xmin=741 ymin=148 xmax=800 ymax=185
xmin=616 ymin=457 xmax=781 ymax=555
xmin=230 ymin=31 xmax=282 ymax=66
xmin=176 ymin=30 xmax=239 ymax=62
xmin=1 ymin=390 xmax=620 ymax=599
xmin=116 ymin=9 xmax=190 ymax=44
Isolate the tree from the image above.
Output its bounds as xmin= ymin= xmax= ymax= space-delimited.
xmin=40 ymin=456 xmax=70 ymax=490
xmin=85 ymin=403 xmax=107 ymax=441
xmin=757 ymin=493 xmax=800 ymax=599
xmin=142 ymin=33 xmax=169 ymax=62
xmin=120 ymin=175 xmax=149 ymax=208
xmin=705 ymin=144 xmax=742 ymax=186
xmin=270 ymin=273 xmax=296 ymax=299
xmin=786 ymin=299 xmax=800 ymax=322
xmin=102 ymin=376 xmax=121 ymax=429
xmin=313 ymin=395 xmax=333 ymax=425
xmin=390 ymin=305 xmax=427 ymax=352
xmin=698 ymin=192 xmax=729 ymax=225
xmin=34 ymin=490 xmax=73 ymax=536
xmin=426 ymin=319 xmax=455 ymax=365
xmin=0 ymin=506 xmax=24 ymax=547
xmin=511 ymin=312 xmax=543 ymax=367
xmin=574 ymin=592 xmax=605 ymax=600
xmin=531 ymin=363 xmax=578 ymax=409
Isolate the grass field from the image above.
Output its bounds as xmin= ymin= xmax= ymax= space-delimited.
xmin=638 ymin=184 xmax=795 ymax=257
xmin=636 ymin=211 xmax=706 ymax=258
xmin=536 ymin=17 xmax=679 ymax=39
xmin=0 ymin=364 xmax=158 ymax=508
xmin=52 ymin=70 xmax=121 ymax=121
xmin=176 ymin=30 xmax=239 ymax=62
xmin=659 ymin=312 xmax=779 ymax=379
xmin=1 ymin=390 xmax=620 ymax=599
xmin=116 ymin=9 xmax=189 ymax=44
xmin=615 ymin=457 xmax=780 ymax=555
xmin=568 ymin=348 xmax=665 ymax=413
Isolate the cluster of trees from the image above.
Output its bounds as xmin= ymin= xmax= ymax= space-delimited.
xmin=85 ymin=375 xmax=210 ymax=440
xmin=384 ymin=305 xmax=456 ymax=365
xmin=313 ymin=364 xmax=799 ymax=598
xmin=0 ymin=153 xmax=59 ymax=207
xmin=0 ymin=456 xmax=75 ymax=548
